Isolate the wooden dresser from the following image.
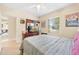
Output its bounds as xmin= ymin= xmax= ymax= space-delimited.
xmin=22 ymin=31 xmax=39 ymax=40
xmin=22 ymin=19 xmax=40 ymax=40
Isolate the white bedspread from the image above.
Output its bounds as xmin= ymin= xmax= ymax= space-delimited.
xmin=23 ymin=35 xmax=74 ymax=55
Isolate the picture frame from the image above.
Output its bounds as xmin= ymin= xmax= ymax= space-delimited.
xmin=65 ymin=12 xmax=79 ymax=27
xmin=20 ymin=20 xmax=25 ymax=24
xmin=48 ymin=17 xmax=60 ymax=32
xmin=41 ymin=21 xmax=46 ymax=28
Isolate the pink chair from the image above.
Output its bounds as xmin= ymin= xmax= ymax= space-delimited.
xmin=72 ymin=32 xmax=79 ymax=55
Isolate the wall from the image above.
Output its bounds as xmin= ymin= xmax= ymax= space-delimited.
xmin=0 ymin=4 xmax=17 ymax=40
xmin=0 ymin=4 xmax=38 ymax=43
xmin=39 ymin=4 xmax=79 ymax=39
xmin=15 ymin=12 xmax=38 ymax=43
xmin=8 ymin=16 xmax=16 ymax=39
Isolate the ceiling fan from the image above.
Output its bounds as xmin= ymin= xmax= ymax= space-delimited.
xmin=28 ymin=4 xmax=46 ymax=16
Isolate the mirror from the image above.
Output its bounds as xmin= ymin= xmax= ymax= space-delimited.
xmin=26 ymin=19 xmax=40 ymax=32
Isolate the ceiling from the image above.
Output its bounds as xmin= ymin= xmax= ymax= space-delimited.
xmin=2 ymin=3 xmax=70 ymax=17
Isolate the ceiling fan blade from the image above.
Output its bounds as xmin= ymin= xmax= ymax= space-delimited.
xmin=28 ymin=5 xmax=36 ymax=9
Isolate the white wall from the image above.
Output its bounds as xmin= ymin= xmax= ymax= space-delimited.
xmin=39 ymin=4 xmax=79 ymax=38
xmin=8 ymin=16 xmax=16 ymax=40
xmin=16 ymin=18 xmax=25 ymax=43
xmin=0 ymin=4 xmax=38 ymax=43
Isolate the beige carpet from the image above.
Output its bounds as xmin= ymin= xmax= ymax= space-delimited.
xmin=0 ymin=40 xmax=20 ymax=55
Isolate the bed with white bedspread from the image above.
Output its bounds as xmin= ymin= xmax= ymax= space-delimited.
xmin=21 ymin=35 xmax=74 ymax=55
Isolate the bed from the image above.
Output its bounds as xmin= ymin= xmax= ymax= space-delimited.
xmin=20 ymin=35 xmax=74 ymax=55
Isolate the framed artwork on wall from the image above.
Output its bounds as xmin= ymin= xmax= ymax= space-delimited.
xmin=48 ymin=17 xmax=60 ymax=32
xmin=41 ymin=21 xmax=46 ymax=28
xmin=20 ymin=20 xmax=25 ymax=24
xmin=65 ymin=12 xmax=79 ymax=27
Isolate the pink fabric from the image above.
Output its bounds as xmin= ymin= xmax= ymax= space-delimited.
xmin=72 ymin=32 xmax=79 ymax=55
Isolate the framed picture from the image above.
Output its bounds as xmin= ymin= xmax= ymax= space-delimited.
xmin=65 ymin=12 xmax=79 ymax=27
xmin=48 ymin=17 xmax=60 ymax=32
xmin=20 ymin=20 xmax=25 ymax=24
xmin=41 ymin=21 xmax=46 ymax=28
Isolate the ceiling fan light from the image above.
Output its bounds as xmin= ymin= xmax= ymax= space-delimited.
xmin=37 ymin=5 xmax=40 ymax=9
